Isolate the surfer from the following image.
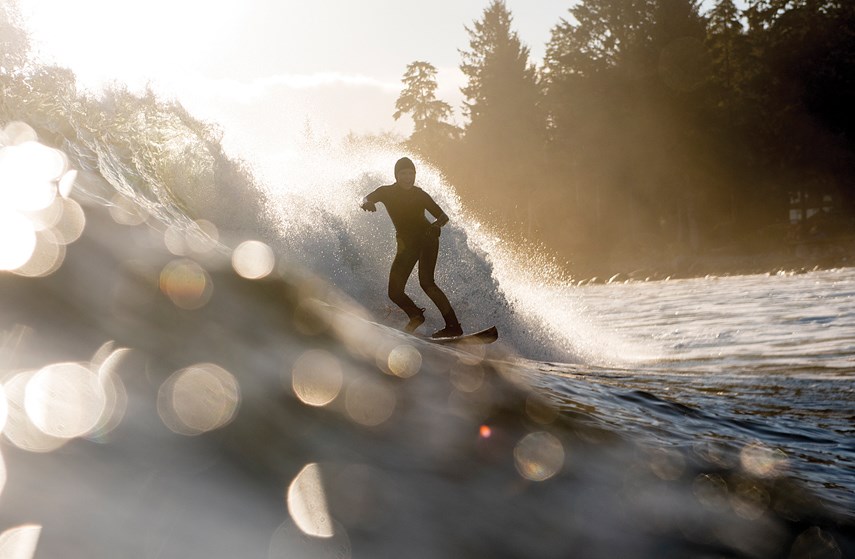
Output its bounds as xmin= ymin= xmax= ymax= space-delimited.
xmin=361 ymin=157 xmax=463 ymax=338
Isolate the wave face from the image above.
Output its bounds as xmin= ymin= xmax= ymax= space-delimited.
xmin=202 ymin=137 xmax=650 ymax=363
xmin=63 ymin=97 xmax=635 ymax=363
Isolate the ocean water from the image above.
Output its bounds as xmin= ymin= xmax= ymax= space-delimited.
xmin=535 ymin=270 xmax=855 ymax=514
xmin=1 ymin=112 xmax=854 ymax=558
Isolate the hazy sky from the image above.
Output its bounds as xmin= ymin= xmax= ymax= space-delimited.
xmin=19 ymin=0 xmax=572 ymax=140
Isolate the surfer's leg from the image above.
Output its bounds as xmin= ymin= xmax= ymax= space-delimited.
xmin=418 ymin=235 xmax=461 ymax=336
xmin=388 ymin=240 xmax=422 ymax=321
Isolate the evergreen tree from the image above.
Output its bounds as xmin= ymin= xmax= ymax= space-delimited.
xmin=393 ymin=61 xmax=457 ymax=159
xmin=455 ymin=0 xmax=543 ymax=226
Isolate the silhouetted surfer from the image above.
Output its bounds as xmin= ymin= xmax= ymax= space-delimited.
xmin=361 ymin=157 xmax=463 ymax=338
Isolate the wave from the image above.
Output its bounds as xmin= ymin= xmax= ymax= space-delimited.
xmin=38 ymin=85 xmax=643 ymax=364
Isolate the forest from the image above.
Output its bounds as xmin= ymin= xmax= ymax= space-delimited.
xmin=393 ymin=0 xmax=855 ymax=279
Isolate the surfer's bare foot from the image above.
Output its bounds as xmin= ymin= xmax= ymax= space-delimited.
xmin=404 ymin=309 xmax=425 ymax=333
xmin=432 ymin=323 xmax=463 ymax=338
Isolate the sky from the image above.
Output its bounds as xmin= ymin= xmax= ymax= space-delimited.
xmin=17 ymin=0 xmax=573 ymax=145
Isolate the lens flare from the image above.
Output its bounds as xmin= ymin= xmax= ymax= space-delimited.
xmin=24 ymin=362 xmax=108 ymax=439
xmin=58 ymin=169 xmax=77 ymax=198
xmin=345 ymin=378 xmax=396 ymax=426
xmin=52 ymin=197 xmax=86 ymax=245
xmin=88 ymin=347 xmax=131 ymax=441
xmin=287 ymin=463 xmax=334 ymax=538
xmin=649 ymin=448 xmax=686 ymax=481
xmin=0 ymin=524 xmax=41 ymax=559
xmin=450 ymin=364 xmax=484 ymax=393
xmin=109 ymin=193 xmax=148 ymax=226
xmin=0 ymin=385 xmax=7 ymax=434
xmin=159 ymin=259 xmax=213 ymax=310
xmin=0 ymin=451 xmax=6 ymax=499
xmin=157 ymin=363 xmax=241 ymax=436
xmin=0 ymin=209 xmax=37 ymax=271
xmin=387 ymin=345 xmax=421 ymax=378
xmin=513 ymin=431 xmax=565 ymax=482
xmin=187 ymin=219 xmax=220 ymax=254
xmin=740 ymin=442 xmax=788 ymax=478
xmin=0 ymin=143 xmax=60 ymax=212
xmin=2 ymin=372 xmax=67 ymax=453
xmin=232 ymin=240 xmax=275 ymax=279
xmin=3 ymin=121 xmax=38 ymax=145
xmin=525 ymin=396 xmax=559 ymax=425
xmin=290 ymin=350 xmax=344 ymax=407
xmin=13 ymin=229 xmax=66 ymax=278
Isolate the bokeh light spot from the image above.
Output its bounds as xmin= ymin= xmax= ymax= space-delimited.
xmin=88 ymin=347 xmax=131 ymax=441
xmin=450 ymin=364 xmax=484 ymax=393
xmin=232 ymin=240 xmax=275 ymax=279
xmin=345 ymin=378 xmax=396 ymax=427
xmin=514 ymin=431 xmax=565 ymax=482
xmin=13 ymin=229 xmax=65 ymax=278
xmin=2 ymin=372 xmax=67 ymax=453
xmin=186 ymin=219 xmax=219 ymax=253
xmin=525 ymin=396 xmax=559 ymax=425
xmin=0 ymin=209 xmax=37 ymax=271
xmin=387 ymin=345 xmax=421 ymax=378
xmin=52 ymin=197 xmax=86 ymax=245
xmin=0 ymin=451 xmax=6 ymax=499
xmin=159 ymin=259 xmax=213 ymax=310
xmin=3 ymin=121 xmax=38 ymax=145
xmin=693 ymin=474 xmax=729 ymax=510
xmin=287 ymin=463 xmax=334 ymax=538
xmin=291 ymin=350 xmax=344 ymax=407
xmin=0 ymin=524 xmax=42 ymax=559
xmin=0 ymin=385 xmax=7 ymax=435
xmin=649 ymin=448 xmax=686 ymax=481
xmin=24 ymin=362 xmax=107 ymax=439
xmin=58 ymin=169 xmax=77 ymax=198
xmin=163 ymin=224 xmax=188 ymax=255
xmin=109 ymin=193 xmax=148 ymax=226
xmin=730 ymin=480 xmax=770 ymax=520
xmin=740 ymin=442 xmax=787 ymax=478
xmin=157 ymin=363 xmax=240 ymax=436
xmin=479 ymin=424 xmax=492 ymax=439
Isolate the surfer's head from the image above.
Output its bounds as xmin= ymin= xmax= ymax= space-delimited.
xmin=394 ymin=157 xmax=416 ymax=188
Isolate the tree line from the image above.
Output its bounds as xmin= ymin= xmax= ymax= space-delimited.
xmin=394 ymin=0 xmax=855 ymax=277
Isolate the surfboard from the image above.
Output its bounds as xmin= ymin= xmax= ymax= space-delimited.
xmin=424 ymin=326 xmax=498 ymax=345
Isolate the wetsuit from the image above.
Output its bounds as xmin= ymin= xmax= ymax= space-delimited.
xmin=363 ymin=183 xmax=455 ymax=321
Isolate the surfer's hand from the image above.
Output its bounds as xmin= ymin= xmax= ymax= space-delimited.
xmin=361 ymin=198 xmax=376 ymax=212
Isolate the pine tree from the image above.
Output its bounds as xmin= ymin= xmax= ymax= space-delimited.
xmin=393 ymin=61 xmax=457 ymax=158
xmin=455 ymin=0 xmax=543 ymax=224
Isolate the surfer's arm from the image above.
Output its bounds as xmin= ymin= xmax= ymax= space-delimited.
xmin=424 ymin=192 xmax=448 ymax=228
xmin=430 ymin=213 xmax=449 ymax=228
xmin=360 ymin=188 xmax=382 ymax=212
